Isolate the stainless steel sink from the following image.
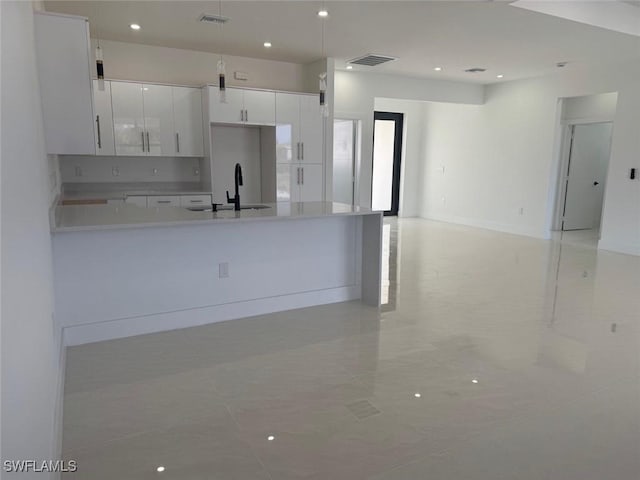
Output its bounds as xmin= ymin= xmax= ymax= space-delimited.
xmin=186 ymin=204 xmax=270 ymax=212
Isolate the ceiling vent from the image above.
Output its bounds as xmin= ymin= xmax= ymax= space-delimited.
xmin=199 ymin=14 xmax=229 ymax=25
xmin=465 ymin=67 xmax=487 ymax=73
xmin=349 ymin=54 xmax=397 ymax=67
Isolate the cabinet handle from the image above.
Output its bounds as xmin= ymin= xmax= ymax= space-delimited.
xmin=189 ymin=199 xmax=203 ymax=203
xmin=141 ymin=131 xmax=145 ymax=152
xmin=297 ymin=167 xmax=301 ymax=185
xmin=245 ymin=109 xmax=248 ymax=122
xmin=301 ymin=167 xmax=304 ymax=185
xmin=301 ymin=142 xmax=304 ymax=160
xmin=240 ymin=110 xmax=244 ymax=122
xmin=146 ymin=132 xmax=150 ymax=152
xmin=96 ymin=115 xmax=102 ymax=149
xmin=176 ymin=133 xmax=180 ymax=153
xmin=157 ymin=200 xmax=171 ymax=204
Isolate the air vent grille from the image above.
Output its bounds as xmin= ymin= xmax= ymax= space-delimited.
xmin=465 ymin=67 xmax=486 ymax=73
xmin=200 ymin=14 xmax=229 ymax=25
xmin=349 ymin=54 xmax=397 ymax=67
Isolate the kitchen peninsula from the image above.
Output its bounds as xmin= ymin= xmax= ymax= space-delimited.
xmin=52 ymin=202 xmax=382 ymax=345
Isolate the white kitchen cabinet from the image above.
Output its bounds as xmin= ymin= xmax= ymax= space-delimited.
xmin=209 ymin=87 xmax=275 ymax=126
xmin=143 ymin=84 xmax=175 ymax=156
xmin=279 ymin=164 xmax=323 ymax=202
xmin=275 ymin=93 xmax=322 ymax=163
xmin=111 ymin=82 xmax=146 ymax=156
xmin=125 ymin=196 xmax=147 ymax=207
xmin=93 ymin=80 xmax=115 ymax=156
xmin=34 ymin=12 xmax=95 ymax=155
xmin=147 ymin=196 xmax=181 ymax=207
xmin=179 ymin=195 xmax=212 ymax=207
xmin=172 ymin=87 xmax=204 ymax=157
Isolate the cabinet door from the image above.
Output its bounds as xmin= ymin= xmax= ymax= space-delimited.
xmin=275 ymin=93 xmax=300 ymax=163
xmin=299 ymin=95 xmax=324 ymax=164
xmin=125 ymin=196 xmax=147 ymax=207
xmin=147 ymin=196 xmax=180 ymax=207
xmin=111 ymin=82 xmax=146 ymax=156
xmin=299 ymin=164 xmax=323 ymax=202
xmin=244 ymin=90 xmax=276 ymax=126
xmin=143 ymin=84 xmax=175 ymax=156
xmin=34 ymin=12 xmax=95 ymax=155
xmin=172 ymin=87 xmax=204 ymax=157
xmin=93 ymin=80 xmax=115 ymax=156
xmin=209 ymin=87 xmax=244 ymax=124
xmin=275 ymin=164 xmax=296 ymax=202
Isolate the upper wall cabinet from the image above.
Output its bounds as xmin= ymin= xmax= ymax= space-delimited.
xmin=209 ymin=87 xmax=275 ymax=126
xmin=93 ymin=80 xmax=115 ymax=156
xmin=110 ymin=82 xmax=204 ymax=157
xmin=172 ymin=87 xmax=204 ymax=157
xmin=275 ymin=93 xmax=323 ymax=164
xmin=34 ymin=12 xmax=95 ymax=155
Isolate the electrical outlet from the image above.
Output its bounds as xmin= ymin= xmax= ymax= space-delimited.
xmin=218 ymin=262 xmax=229 ymax=278
xmin=519 ymin=207 xmax=524 ymax=215
xmin=193 ymin=167 xmax=200 ymax=176
xmin=74 ymin=166 xmax=82 ymax=177
xmin=152 ymin=168 xmax=159 ymax=176
xmin=112 ymin=166 xmax=119 ymax=177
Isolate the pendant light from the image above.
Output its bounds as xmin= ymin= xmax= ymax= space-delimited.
xmin=318 ymin=4 xmax=328 ymax=117
xmin=217 ymin=0 xmax=227 ymax=103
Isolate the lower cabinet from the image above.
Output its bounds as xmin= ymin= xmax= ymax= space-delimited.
xmin=125 ymin=194 xmax=212 ymax=207
xmin=276 ymin=164 xmax=323 ymax=202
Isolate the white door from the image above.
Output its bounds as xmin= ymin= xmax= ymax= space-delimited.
xmin=243 ymin=90 xmax=276 ymax=126
xmin=275 ymin=93 xmax=300 ymax=163
xmin=299 ymin=94 xmax=323 ymax=164
xmin=563 ymin=123 xmax=612 ymax=231
xmin=209 ymin=87 xmax=244 ymax=124
xmin=333 ymin=119 xmax=356 ymax=205
xmin=172 ymin=87 xmax=204 ymax=157
xmin=111 ymin=82 xmax=146 ymax=156
xmin=93 ymin=80 xmax=115 ymax=156
xmin=299 ymin=164 xmax=324 ymax=202
xmin=143 ymin=84 xmax=175 ymax=156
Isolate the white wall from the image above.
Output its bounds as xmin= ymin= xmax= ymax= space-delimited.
xmin=1 ymin=1 xmax=62 ymax=476
xmin=562 ymin=92 xmax=618 ymax=123
xmin=59 ymin=155 xmax=201 ymax=184
xmin=334 ymin=70 xmax=484 ymax=209
xmin=90 ymin=39 xmax=309 ymax=92
xmin=417 ymin=62 xmax=640 ymax=255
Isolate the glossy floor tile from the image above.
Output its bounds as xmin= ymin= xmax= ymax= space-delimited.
xmin=62 ymin=219 xmax=640 ymax=479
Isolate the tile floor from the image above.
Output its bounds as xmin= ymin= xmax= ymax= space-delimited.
xmin=62 ymin=219 xmax=640 ymax=479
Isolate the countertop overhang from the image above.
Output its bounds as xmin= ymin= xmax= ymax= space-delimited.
xmin=52 ymin=202 xmax=380 ymax=233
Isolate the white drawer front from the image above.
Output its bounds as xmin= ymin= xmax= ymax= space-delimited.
xmin=147 ymin=196 xmax=180 ymax=207
xmin=179 ymin=195 xmax=212 ymax=207
xmin=125 ymin=196 xmax=148 ymax=207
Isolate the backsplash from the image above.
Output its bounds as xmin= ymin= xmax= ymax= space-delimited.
xmin=60 ymin=155 xmax=202 ymax=183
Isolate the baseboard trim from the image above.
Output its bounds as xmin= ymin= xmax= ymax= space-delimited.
xmin=420 ymin=212 xmax=544 ymax=239
xmin=63 ymin=286 xmax=361 ymax=346
xmin=598 ymin=240 xmax=640 ymax=256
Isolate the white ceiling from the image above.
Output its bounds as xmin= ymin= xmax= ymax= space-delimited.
xmin=44 ymin=1 xmax=640 ymax=84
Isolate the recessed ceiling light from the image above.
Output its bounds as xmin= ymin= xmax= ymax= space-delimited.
xmin=434 ymin=67 xmax=442 ymax=71
xmin=267 ymin=435 xmax=275 ymax=441
xmin=472 ymin=379 xmax=479 ymax=384
xmin=156 ymin=466 xmax=165 ymax=473
xmin=346 ymin=65 xmax=353 ymax=70
xmin=263 ymin=42 xmax=272 ymax=48
xmin=130 ymin=24 xmax=141 ymax=30
xmin=318 ymin=9 xmax=329 ymax=17
xmin=414 ymin=393 xmax=421 ymax=398
xmin=496 ymin=74 xmax=504 ymax=78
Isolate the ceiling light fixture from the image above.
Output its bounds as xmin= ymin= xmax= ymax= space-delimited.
xmin=129 ymin=23 xmax=141 ymax=30
xmin=346 ymin=65 xmax=353 ymax=70
xmin=496 ymin=74 xmax=504 ymax=78
xmin=156 ymin=466 xmax=165 ymax=473
xmin=472 ymin=379 xmax=479 ymax=384
xmin=263 ymin=42 xmax=272 ymax=48
xmin=267 ymin=435 xmax=275 ymax=441
xmin=434 ymin=67 xmax=442 ymax=71
xmin=318 ymin=9 xmax=329 ymax=17
xmin=414 ymin=393 xmax=422 ymax=398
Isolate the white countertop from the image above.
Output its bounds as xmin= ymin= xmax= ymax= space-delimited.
xmin=52 ymin=202 xmax=380 ymax=233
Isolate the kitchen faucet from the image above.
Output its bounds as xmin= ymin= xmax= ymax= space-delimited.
xmin=226 ymin=163 xmax=243 ymax=211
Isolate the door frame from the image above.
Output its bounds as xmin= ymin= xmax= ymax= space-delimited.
xmin=552 ymin=120 xmax=613 ymax=233
xmin=372 ymin=111 xmax=404 ymax=216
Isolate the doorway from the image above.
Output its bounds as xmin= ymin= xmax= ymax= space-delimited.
xmin=333 ymin=118 xmax=357 ymax=205
xmin=372 ymin=112 xmax=403 ymax=216
xmin=560 ymin=122 xmax=612 ymax=232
